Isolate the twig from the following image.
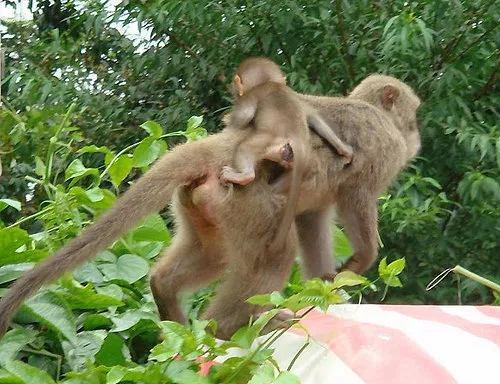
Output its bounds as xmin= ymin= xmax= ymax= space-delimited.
xmin=473 ymin=62 xmax=498 ymax=101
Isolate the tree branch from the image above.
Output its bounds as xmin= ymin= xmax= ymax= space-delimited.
xmin=473 ymin=62 xmax=498 ymax=101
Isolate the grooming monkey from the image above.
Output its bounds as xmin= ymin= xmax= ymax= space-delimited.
xmin=0 ymin=73 xmax=420 ymax=340
xmin=222 ymin=57 xmax=353 ymax=250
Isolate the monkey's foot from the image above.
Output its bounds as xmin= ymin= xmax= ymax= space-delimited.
xmin=220 ymin=166 xmax=255 ymax=186
xmin=321 ymin=272 xmax=338 ymax=281
xmin=260 ymin=309 xmax=296 ymax=335
xmin=279 ymin=143 xmax=295 ymax=168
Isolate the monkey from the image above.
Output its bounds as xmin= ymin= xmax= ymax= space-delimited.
xmin=151 ymin=155 xmax=298 ymax=340
xmin=293 ymin=74 xmax=421 ymax=277
xmin=0 ymin=128 xmax=298 ymax=341
xmin=0 ymin=74 xmax=421 ymax=341
xmin=149 ymin=73 xmax=422 ymax=337
xmin=224 ymin=58 xmax=420 ymax=277
xmin=221 ymin=57 xmax=353 ymax=252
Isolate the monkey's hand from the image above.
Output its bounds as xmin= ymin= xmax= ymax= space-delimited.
xmin=339 ymin=145 xmax=353 ymax=165
xmin=220 ymin=166 xmax=256 ymax=186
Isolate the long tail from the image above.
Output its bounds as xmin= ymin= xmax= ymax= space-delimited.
xmin=270 ymin=139 xmax=304 ymax=252
xmin=0 ymin=137 xmax=216 ymax=339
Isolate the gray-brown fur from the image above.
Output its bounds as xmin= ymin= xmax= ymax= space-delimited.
xmin=0 ymin=72 xmax=421 ymax=341
xmin=223 ymin=57 xmax=353 ymax=252
xmin=295 ymin=74 xmax=421 ymax=276
xmin=0 ymin=130 xmax=269 ymax=340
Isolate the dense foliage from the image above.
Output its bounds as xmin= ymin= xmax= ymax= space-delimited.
xmin=0 ymin=0 xmax=498 ymax=382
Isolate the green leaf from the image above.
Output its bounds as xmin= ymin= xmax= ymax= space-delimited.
xmin=140 ymin=120 xmax=163 ymax=138
xmin=95 ymin=333 xmax=127 ymax=367
xmin=34 ymin=156 xmax=45 ymax=177
xmin=132 ymin=137 xmax=162 ymax=167
xmin=3 ymin=360 xmax=56 ymax=384
xmin=0 ymin=329 xmax=38 ymax=366
xmin=0 ymin=250 xmax=47 ymax=269
xmin=0 ymin=228 xmax=30 ymax=258
xmin=248 ymin=361 xmax=275 ymax=384
xmin=61 ymin=331 xmax=107 ymax=372
xmin=383 ymin=15 xmax=399 ymax=37
xmin=108 ymin=155 xmax=133 ymax=188
xmin=64 ymin=159 xmax=99 ymax=185
xmin=100 ymin=254 xmax=149 ymax=283
xmin=378 ymin=257 xmax=388 ymax=276
xmin=247 ymin=293 xmax=273 ymax=306
xmin=333 ymin=225 xmax=353 ymax=257
xmin=24 ymin=291 xmax=77 ymax=344
xmin=77 ymin=144 xmax=113 ymax=158
xmin=0 ymin=369 xmax=23 ymax=384
xmin=331 ymin=271 xmax=369 ymax=289
xmin=386 ymin=258 xmax=406 ymax=275
xmin=274 ymin=371 xmax=300 ymax=384
xmin=83 ymin=314 xmax=113 ymax=331
xmin=111 ymin=310 xmax=158 ymax=332
xmin=0 ymin=199 xmax=21 ymax=212
xmin=57 ymin=285 xmax=124 ymax=310
xmin=0 ymin=263 xmax=35 ymax=284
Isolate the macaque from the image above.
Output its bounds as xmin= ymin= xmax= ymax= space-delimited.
xmin=222 ymin=57 xmax=353 ymax=251
xmin=295 ymin=74 xmax=421 ymax=277
xmin=0 ymin=129 xmax=295 ymax=340
xmin=0 ymin=71 xmax=421 ymax=341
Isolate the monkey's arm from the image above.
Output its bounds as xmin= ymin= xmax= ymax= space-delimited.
xmin=308 ymin=114 xmax=353 ymax=162
xmin=228 ymin=94 xmax=258 ymax=130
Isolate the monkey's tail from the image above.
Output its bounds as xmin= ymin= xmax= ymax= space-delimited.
xmin=0 ymin=139 xmax=213 ymax=339
xmin=270 ymin=141 xmax=304 ymax=253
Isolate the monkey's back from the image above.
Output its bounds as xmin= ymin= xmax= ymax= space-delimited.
xmin=250 ymin=83 xmax=309 ymax=140
xmin=297 ymin=98 xmax=408 ymax=211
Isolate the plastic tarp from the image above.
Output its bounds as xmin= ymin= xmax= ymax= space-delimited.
xmin=206 ymin=304 xmax=500 ymax=383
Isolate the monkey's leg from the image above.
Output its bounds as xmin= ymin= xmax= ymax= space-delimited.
xmin=201 ymin=247 xmax=295 ymax=340
xmin=337 ymin=193 xmax=378 ymax=274
xmin=220 ymin=150 xmax=257 ymax=186
xmin=308 ymin=114 xmax=353 ymax=163
xmin=150 ymin=238 xmax=226 ymax=324
xmin=296 ymin=208 xmax=337 ymax=279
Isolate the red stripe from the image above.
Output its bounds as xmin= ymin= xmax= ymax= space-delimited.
xmin=382 ymin=305 xmax=500 ymax=345
xmin=474 ymin=306 xmax=500 ymax=320
xmin=290 ymin=310 xmax=456 ymax=384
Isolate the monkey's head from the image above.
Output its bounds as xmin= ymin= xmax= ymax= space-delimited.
xmin=232 ymin=57 xmax=286 ymax=97
xmin=350 ymin=74 xmax=422 ymax=159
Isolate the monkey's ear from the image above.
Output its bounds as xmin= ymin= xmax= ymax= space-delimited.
xmin=381 ymin=85 xmax=400 ymax=110
xmin=281 ymin=76 xmax=287 ymax=85
xmin=233 ymin=74 xmax=245 ymax=96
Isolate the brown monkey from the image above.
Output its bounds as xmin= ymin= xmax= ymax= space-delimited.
xmin=295 ymin=74 xmax=421 ymax=277
xmin=0 ymin=129 xmax=294 ymax=340
xmin=151 ymin=156 xmax=297 ymax=339
xmin=222 ymin=57 xmax=353 ymax=251
xmin=150 ymin=74 xmax=422 ymax=337
xmin=0 ymin=74 xmax=421 ymax=341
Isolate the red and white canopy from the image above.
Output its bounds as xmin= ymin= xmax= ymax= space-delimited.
xmin=210 ymin=304 xmax=500 ymax=383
